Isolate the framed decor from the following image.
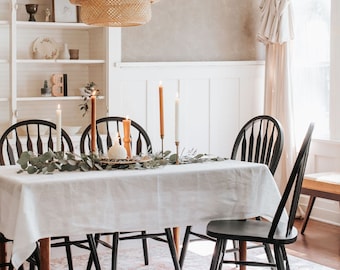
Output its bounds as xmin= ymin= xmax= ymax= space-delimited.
xmin=53 ymin=0 xmax=78 ymax=23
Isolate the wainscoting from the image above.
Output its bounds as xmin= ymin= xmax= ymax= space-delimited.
xmin=108 ymin=61 xmax=265 ymax=157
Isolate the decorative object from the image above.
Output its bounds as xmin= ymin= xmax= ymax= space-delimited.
xmin=79 ymin=82 xmax=98 ymax=116
xmin=175 ymin=91 xmax=180 ymax=142
xmin=69 ymin=49 xmax=79 ymax=59
xmin=25 ymin=4 xmax=39 ymax=22
xmin=60 ymin=43 xmax=70 ymax=59
xmin=41 ymin=80 xmax=51 ymax=96
xmin=158 ymin=81 xmax=164 ymax=156
xmin=51 ymin=73 xmax=64 ymax=96
xmin=123 ymin=116 xmax=132 ymax=158
xmin=53 ymin=0 xmax=78 ymax=23
xmin=175 ymin=92 xmax=180 ymax=164
xmin=56 ymin=104 xmax=62 ymax=151
xmin=44 ymin=8 xmax=51 ymax=22
xmin=91 ymin=94 xmax=96 ymax=153
xmin=71 ymin=0 xmax=152 ymax=27
xmin=32 ymin=37 xmax=59 ymax=59
xmin=108 ymin=134 xmax=127 ymax=159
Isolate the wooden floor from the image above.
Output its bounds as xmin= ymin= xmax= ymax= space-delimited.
xmin=289 ymin=219 xmax=340 ymax=269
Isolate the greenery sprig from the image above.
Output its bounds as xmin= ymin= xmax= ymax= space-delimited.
xmin=17 ymin=150 xmax=103 ymax=174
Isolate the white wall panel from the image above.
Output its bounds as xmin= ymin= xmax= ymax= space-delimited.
xmin=109 ymin=61 xmax=265 ymax=157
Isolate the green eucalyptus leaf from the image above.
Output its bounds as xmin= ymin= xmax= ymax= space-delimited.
xmin=27 ymin=166 xmax=37 ymax=174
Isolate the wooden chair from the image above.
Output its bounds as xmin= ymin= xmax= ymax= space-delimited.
xmin=80 ymin=116 xmax=180 ymax=270
xmin=179 ymin=115 xmax=284 ymax=267
xmin=0 ymin=119 xmax=101 ymax=270
xmin=206 ymin=123 xmax=314 ymax=270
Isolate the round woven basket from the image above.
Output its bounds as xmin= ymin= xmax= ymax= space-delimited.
xmin=80 ymin=0 xmax=152 ymax=27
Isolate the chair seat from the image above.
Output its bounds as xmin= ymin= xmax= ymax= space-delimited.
xmin=207 ymin=219 xmax=298 ymax=245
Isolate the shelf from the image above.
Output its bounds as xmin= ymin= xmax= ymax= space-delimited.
xmin=0 ymin=98 xmax=8 ymax=102
xmin=0 ymin=59 xmax=8 ymax=64
xmin=17 ymin=96 xmax=105 ymax=101
xmin=17 ymin=59 xmax=105 ymax=64
xmin=16 ymin=21 xmax=100 ymax=30
xmin=0 ymin=20 xmax=9 ymax=26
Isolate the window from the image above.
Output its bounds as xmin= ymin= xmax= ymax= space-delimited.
xmin=292 ymin=0 xmax=331 ymax=139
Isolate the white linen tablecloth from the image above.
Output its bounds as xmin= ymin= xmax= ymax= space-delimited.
xmin=0 ymin=160 xmax=284 ymax=268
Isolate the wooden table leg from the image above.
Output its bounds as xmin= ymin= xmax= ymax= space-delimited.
xmin=39 ymin=238 xmax=50 ymax=270
xmin=239 ymin=240 xmax=247 ymax=270
xmin=173 ymin=227 xmax=180 ymax=256
xmin=0 ymin=242 xmax=6 ymax=270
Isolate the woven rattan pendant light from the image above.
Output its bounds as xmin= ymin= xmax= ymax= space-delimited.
xmin=69 ymin=0 xmax=153 ymax=27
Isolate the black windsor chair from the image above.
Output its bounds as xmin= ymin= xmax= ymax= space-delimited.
xmin=179 ymin=115 xmax=284 ymax=267
xmin=80 ymin=116 xmax=181 ymax=270
xmin=206 ymin=123 xmax=314 ymax=270
xmin=0 ymin=232 xmax=40 ymax=270
xmin=0 ymin=119 xmax=101 ymax=270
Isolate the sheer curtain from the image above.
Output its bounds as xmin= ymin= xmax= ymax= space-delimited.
xmin=257 ymin=0 xmax=295 ymax=192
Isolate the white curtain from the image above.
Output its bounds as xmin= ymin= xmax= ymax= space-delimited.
xmin=257 ymin=0 xmax=296 ymax=193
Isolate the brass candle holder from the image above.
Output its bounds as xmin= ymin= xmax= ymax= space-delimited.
xmin=161 ymin=135 xmax=164 ymax=158
xmin=175 ymin=141 xmax=179 ymax=165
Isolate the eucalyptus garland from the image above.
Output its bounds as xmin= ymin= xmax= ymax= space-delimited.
xmin=16 ymin=149 xmax=225 ymax=174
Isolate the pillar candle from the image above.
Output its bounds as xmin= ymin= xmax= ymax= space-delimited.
xmin=159 ymin=82 xmax=164 ymax=138
xmin=91 ymin=94 xmax=96 ymax=153
xmin=123 ymin=116 xmax=131 ymax=158
xmin=175 ymin=92 xmax=180 ymax=142
xmin=56 ymin=104 xmax=62 ymax=151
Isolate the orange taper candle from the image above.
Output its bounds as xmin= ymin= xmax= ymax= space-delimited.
xmin=123 ymin=116 xmax=131 ymax=158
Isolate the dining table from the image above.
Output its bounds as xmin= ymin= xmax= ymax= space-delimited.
xmin=0 ymin=159 xmax=287 ymax=270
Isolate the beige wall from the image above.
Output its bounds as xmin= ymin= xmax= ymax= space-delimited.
xmin=122 ymin=0 xmax=264 ymax=62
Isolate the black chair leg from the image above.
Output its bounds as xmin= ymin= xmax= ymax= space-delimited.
xmin=86 ymin=233 xmax=101 ymax=270
xmin=273 ymin=244 xmax=285 ymax=270
xmin=164 ymin=228 xmax=181 ymax=270
xmin=141 ymin=231 xmax=149 ymax=265
xmin=264 ymin=243 xmax=275 ymax=270
xmin=218 ymin=240 xmax=227 ymax=270
xmin=111 ymin=232 xmax=119 ymax=270
xmin=63 ymin=236 xmax=73 ymax=270
xmin=86 ymin=234 xmax=101 ymax=270
xmin=210 ymin=239 xmax=224 ymax=270
xmin=179 ymin=225 xmax=191 ymax=267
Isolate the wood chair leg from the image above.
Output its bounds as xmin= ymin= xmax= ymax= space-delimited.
xmin=239 ymin=241 xmax=247 ymax=270
xmin=301 ymin=196 xmax=316 ymax=234
xmin=0 ymin=242 xmax=6 ymax=270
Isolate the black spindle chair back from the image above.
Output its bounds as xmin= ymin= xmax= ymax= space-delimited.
xmin=0 ymin=119 xmax=74 ymax=165
xmin=79 ymin=116 xmax=152 ymax=156
xmin=231 ymin=115 xmax=284 ymax=174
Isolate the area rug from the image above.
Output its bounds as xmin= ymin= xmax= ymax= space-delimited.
xmin=50 ymin=239 xmax=335 ymax=270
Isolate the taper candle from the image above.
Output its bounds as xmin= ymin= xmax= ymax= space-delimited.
xmin=175 ymin=92 xmax=180 ymax=142
xmin=56 ymin=104 xmax=62 ymax=151
xmin=159 ymin=82 xmax=164 ymax=138
xmin=91 ymin=94 xmax=96 ymax=153
xmin=123 ymin=116 xmax=131 ymax=158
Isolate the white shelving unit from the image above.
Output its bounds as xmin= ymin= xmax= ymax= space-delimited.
xmin=0 ymin=0 xmax=120 ymax=135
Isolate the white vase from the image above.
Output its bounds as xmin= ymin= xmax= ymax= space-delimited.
xmin=60 ymin=43 xmax=70 ymax=59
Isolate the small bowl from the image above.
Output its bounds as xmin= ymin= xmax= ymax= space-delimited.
xmin=63 ymin=126 xmax=81 ymax=136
